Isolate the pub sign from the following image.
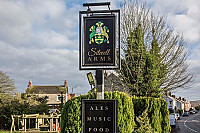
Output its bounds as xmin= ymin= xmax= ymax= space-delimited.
xmin=82 ymin=99 xmax=117 ymax=133
xmin=79 ymin=13 xmax=120 ymax=70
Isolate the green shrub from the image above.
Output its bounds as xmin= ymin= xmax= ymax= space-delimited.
xmin=160 ymin=99 xmax=171 ymax=133
xmin=132 ymin=97 xmax=170 ymax=133
xmin=61 ymin=92 xmax=170 ymax=133
xmin=61 ymin=91 xmax=135 ymax=133
xmin=61 ymin=92 xmax=95 ymax=133
xmin=104 ymin=91 xmax=135 ymax=133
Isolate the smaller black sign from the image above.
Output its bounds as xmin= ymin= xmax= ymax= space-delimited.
xmin=82 ymin=100 xmax=117 ymax=133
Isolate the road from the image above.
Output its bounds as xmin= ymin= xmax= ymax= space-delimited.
xmin=171 ymin=111 xmax=200 ymax=133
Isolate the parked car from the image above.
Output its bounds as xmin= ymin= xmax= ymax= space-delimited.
xmin=169 ymin=114 xmax=176 ymax=127
xmin=194 ymin=109 xmax=198 ymax=113
xmin=170 ymin=113 xmax=178 ymax=121
xmin=190 ymin=110 xmax=195 ymax=114
xmin=175 ymin=113 xmax=180 ymax=120
xmin=193 ymin=109 xmax=198 ymax=113
xmin=183 ymin=112 xmax=189 ymax=117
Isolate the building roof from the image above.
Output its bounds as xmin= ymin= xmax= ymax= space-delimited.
xmin=27 ymin=85 xmax=67 ymax=94
xmin=104 ymin=73 xmax=125 ymax=92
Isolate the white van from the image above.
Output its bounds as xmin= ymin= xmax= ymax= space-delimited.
xmin=169 ymin=114 xmax=176 ymax=127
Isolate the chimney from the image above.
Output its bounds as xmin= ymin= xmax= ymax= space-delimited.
xmin=28 ymin=80 xmax=32 ymax=87
xmin=179 ymin=97 xmax=181 ymax=101
xmin=172 ymin=95 xmax=176 ymax=98
xmin=64 ymin=80 xmax=67 ymax=87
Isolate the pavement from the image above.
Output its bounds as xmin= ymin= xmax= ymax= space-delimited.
xmin=171 ymin=111 xmax=200 ymax=133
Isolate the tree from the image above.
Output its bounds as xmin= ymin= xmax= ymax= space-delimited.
xmin=118 ymin=1 xmax=193 ymax=96
xmin=0 ymin=71 xmax=16 ymax=108
xmin=120 ymin=24 xmax=148 ymax=96
xmin=0 ymin=93 xmax=49 ymax=129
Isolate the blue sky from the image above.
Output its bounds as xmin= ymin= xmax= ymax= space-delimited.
xmin=0 ymin=0 xmax=199 ymax=100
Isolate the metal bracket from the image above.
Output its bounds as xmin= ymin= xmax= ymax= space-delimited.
xmin=83 ymin=2 xmax=111 ymax=13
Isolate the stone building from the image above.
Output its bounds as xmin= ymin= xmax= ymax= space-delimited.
xmin=26 ymin=80 xmax=76 ymax=111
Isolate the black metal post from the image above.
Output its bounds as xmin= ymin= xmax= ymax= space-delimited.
xmin=96 ymin=69 xmax=104 ymax=99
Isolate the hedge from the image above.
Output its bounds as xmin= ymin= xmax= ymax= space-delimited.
xmin=132 ymin=96 xmax=171 ymax=133
xmin=61 ymin=92 xmax=170 ymax=133
xmin=104 ymin=91 xmax=135 ymax=133
xmin=61 ymin=92 xmax=95 ymax=133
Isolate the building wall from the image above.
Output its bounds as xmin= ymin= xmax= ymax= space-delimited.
xmin=184 ymin=101 xmax=191 ymax=112
xmin=38 ymin=94 xmax=66 ymax=105
xmin=163 ymin=95 xmax=177 ymax=112
xmin=176 ymin=100 xmax=185 ymax=111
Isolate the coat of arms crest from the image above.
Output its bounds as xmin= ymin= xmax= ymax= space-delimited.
xmin=89 ymin=21 xmax=109 ymax=45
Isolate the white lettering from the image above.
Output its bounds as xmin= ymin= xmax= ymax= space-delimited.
xmin=86 ymin=117 xmax=112 ymax=122
xmin=105 ymin=106 xmax=109 ymax=110
xmin=105 ymin=128 xmax=109 ymax=132
xmin=90 ymin=106 xmax=94 ymax=111
xmin=93 ymin=117 xmax=97 ymax=121
xmin=87 ymin=117 xmax=92 ymax=121
xmin=94 ymin=128 xmax=97 ymax=132
xmin=95 ymin=106 xmax=99 ymax=110
xmin=88 ymin=128 xmax=110 ymax=132
xmin=88 ymin=48 xmax=111 ymax=56
xmin=99 ymin=128 xmax=104 ymax=132
xmin=107 ymin=117 xmax=111 ymax=121
xmin=89 ymin=105 xmax=109 ymax=111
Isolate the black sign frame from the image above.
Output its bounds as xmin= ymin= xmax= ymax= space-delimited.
xmin=83 ymin=15 xmax=116 ymax=67
xmin=79 ymin=10 xmax=120 ymax=70
xmin=82 ymin=99 xmax=118 ymax=133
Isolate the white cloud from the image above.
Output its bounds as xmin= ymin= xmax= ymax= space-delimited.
xmin=0 ymin=1 xmax=32 ymax=46
xmin=149 ymin=0 xmax=200 ymax=45
xmin=0 ymin=0 xmax=85 ymax=93
xmin=0 ymin=0 xmax=200 ymax=99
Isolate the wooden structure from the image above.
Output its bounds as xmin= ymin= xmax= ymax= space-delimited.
xmin=10 ymin=113 xmax=61 ymax=132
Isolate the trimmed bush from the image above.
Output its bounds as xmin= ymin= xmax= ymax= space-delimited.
xmin=61 ymin=92 xmax=170 ymax=133
xmin=61 ymin=91 xmax=135 ymax=133
xmin=104 ymin=91 xmax=135 ymax=133
xmin=132 ymin=97 xmax=171 ymax=133
xmin=61 ymin=92 xmax=95 ymax=133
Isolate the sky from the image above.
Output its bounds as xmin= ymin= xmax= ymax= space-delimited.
xmin=0 ymin=0 xmax=199 ymax=100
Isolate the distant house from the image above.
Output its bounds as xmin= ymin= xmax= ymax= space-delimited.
xmin=26 ymin=80 xmax=76 ymax=111
xmin=190 ymin=100 xmax=200 ymax=107
xmin=176 ymin=97 xmax=185 ymax=112
xmin=89 ymin=72 xmax=127 ymax=93
xmin=163 ymin=91 xmax=192 ymax=113
xmin=104 ymin=72 xmax=126 ymax=92
xmin=183 ymin=99 xmax=191 ymax=112
xmin=163 ymin=92 xmax=177 ymax=112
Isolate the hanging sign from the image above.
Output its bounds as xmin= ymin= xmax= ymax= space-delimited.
xmin=80 ymin=15 xmax=118 ymax=70
xmin=83 ymin=16 xmax=115 ymax=66
xmin=82 ymin=99 xmax=117 ymax=133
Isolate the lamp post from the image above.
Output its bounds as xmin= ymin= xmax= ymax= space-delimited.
xmin=86 ymin=72 xmax=95 ymax=90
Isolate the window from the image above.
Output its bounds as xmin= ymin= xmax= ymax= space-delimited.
xmin=57 ymin=95 xmax=61 ymax=101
